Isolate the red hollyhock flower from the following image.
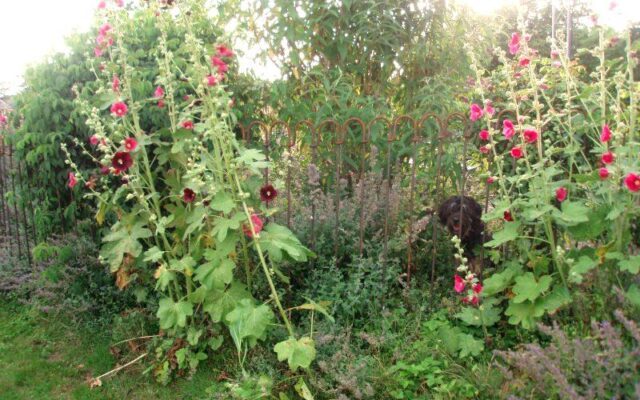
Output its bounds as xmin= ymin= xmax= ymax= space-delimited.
xmin=216 ymin=45 xmax=234 ymax=58
xmin=112 ymin=151 xmax=133 ymax=173
xmin=112 ymin=75 xmax=120 ymax=92
xmin=478 ymin=130 xmax=490 ymax=141
xmin=154 ymin=86 xmax=165 ymax=98
xmin=487 ymin=176 xmax=496 ymax=184
xmin=509 ymin=32 xmax=520 ymax=55
xmin=470 ymin=295 xmax=480 ymax=306
xmin=479 ymin=145 xmax=490 ymax=154
xmin=183 ymin=188 xmax=196 ymax=203
xmin=124 ymin=137 xmax=138 ymax=152
xmin=110 ymin=101 xmax=128 ymax=117
xmin=503 ymin=119 xmax=515 ymax=139
xmin=68 ymin=172 xmax=78 ymax=189
xmin=510 ymin=146 xmax=524 ymax=159
xmin=484 ymin=101 xmax=495 ymax=116
xmin=556 ymin=187 xmax=568 ymax=202
xmin=504 ymin=211 xmax=514 ymax=222
xmin=211 ymin=56 xmax=228 ymax=74
xmin=600 ymin=124 xmax=612 ymax=143
xmin=454 ymin=275 xmax=465 ymax=293
xmin=100 ymin=165 xmax=110 ymax=175
xmin=181 ymin=120 xmax=194 ymax=130
xmin=94 ymin=46 xmax=104 ymax=57
xmin=260 ymin=184 xmax=278 ymax=202
xmin=599 ymin=167 xmax=610 ymax=180
xmin=601 ymin=151 xmax=615 ymax=165
xmin=243 ymin=214 xmax=264 ymax=238
xmin=519 ymin=57 xmax=530 ymax=67
xmin=472 ymin=283 xmax=483 ymax=294
xmin=204 ymin=74 xmax=218 ymax=86
xmin=523 ymin=129 xmax=538 ymax=143
xmin=89 ymin=135 xmax=99 ymax=146
xmin=157 ymin=100 xmax=165 ymax=109
xmin=624 ymin=172 xmax=640 ymax=192
xmin=469 ymin=103 xmax=483 ymax=121
xmin=99 ymin=23 xmax=112 ymax=36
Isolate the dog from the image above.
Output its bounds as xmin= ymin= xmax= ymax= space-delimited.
xmin=437 ymin=195 xmax=491 ymax=275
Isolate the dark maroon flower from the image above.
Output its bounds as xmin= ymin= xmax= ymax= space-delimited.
xmin=112 ymin=152 xmax=133 ymax=173
xmin=504 ymin=210 xmax=514 ymax=222
xmin=183 ymin=188 xmax=196 ymax=203
xmin=100 ymin=165 xmax=110 ymax=175
xmin=260 ymin=184 xmax=277 ymax=202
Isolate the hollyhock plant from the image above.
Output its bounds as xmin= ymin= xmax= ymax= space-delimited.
xmin=124 ymin=137 xmax=138 ymax=152
xmin=111 ymin=151 xmax=133 ymax=173
xmin=183 ymin=188 xmax=196 ymax=203
xmin=68 ymin=172 xmax=78 ymax=189
xmin=181 ymin=120 xmax=194 ymax=130
xmin=454 ymin=275 xmax=465 ymax=293
xmin=510 ymin=146 xmax=524 ymax=159
xmin=260 ymin=184 xmax=278 ymax=202
xmin=479 ymin=130 xmax=490 ymax=141
xmin=625 ymin=173 xmax=640 ymax=192
xmin=503 ymin=119 xmax=515 ymax=139
xmin=523 ymin=129 xmax=538 ymax=143
xmin=216 ymin=45 xmax=234 ymax=58
xmin=601 ymin=151 xmax=615 ymax=165
xmin=211 ymin=56 xmax=228 ymax=74
xmin=154 ymin=86 xmax=165 ymax=98
xmin=243 ymin=214 xmax=264 ymax=238
xmin=469 ymin=103 xmax=483 ymax=121
xmin=556 ymin=187 xmax=568 ymax=202
xmin=600 ymin=124 xmax=612 ymax=143
xmin=599 ymin=167 xmax=610 ymax=179
xmin=509 ymin=32 xmax=520 ymax=55
xmin=110 ymin=101 xmax=128 ymax=117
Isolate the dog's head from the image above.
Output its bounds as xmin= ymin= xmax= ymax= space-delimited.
xmin=437 ymin=195 xmax=484 ymax=241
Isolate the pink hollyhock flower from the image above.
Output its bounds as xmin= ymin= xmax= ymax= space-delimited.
xmin=524 ymin=33 xmax=532 ymax=42
xmin=94 ymin=47 xmax=104 ymax=57
xmin=551 ymin=50 xmax=560 ymax=59
xmin=454 ymin=275 xmax=465 ymax=293
xmin=99 ymin=63 xmax=106 ymax=72
xmin=556 ymin=187 xmax=568 ymax=202
xmin=157 ymin=100 xmax=165 ymax=109
xmin=243 ymin=214 xmax=264 ymax=238
xmin=68 ymin=172 xmax=78 ymax=189
xmin=472 ymin=283 xmax=483 ymax=294
xmin=204 ymin=74 xmax=218 ymax=86
xmin=625 ymin=173 xmax=640 ymax=192
xmin=182 ymin=95 xmax=190 ymax=101
xmin=609 ymin=0 xmax=617 ymax=10
xmin=509 ymin=32 xmax=520 ymax=55
xmin=106 ymin=37 xmax=114 ymax=47
xmin=479 ymin=145 xmax=490 ymax=154
xmin=552 ymin=60 xmax=562 ymax=68
xmin=599 ymin=167 xmax=610 ymax=180
xmin=503 ymin=119 xmax=515 ymax=139
xmin=487 ymin=176 xmax=496 ymax=184
xmin=0 ymin=114 xmax=7 ymax=125
xmin=470 ymin=295 xmax=480 ymax=306
xmin=513 ymin=72 xmax=523 ymax=79
xmin=154 ymin=86 xmax=165 ymax=98
xmin=504 ymin=211 xmax=514 ymax=222
xmin=96 ymin=34 xmax=106 ymax=45
xmin=510 ymin=146 xmax=524 ymax=159
xmin=99 ymin=23 xmax=112 ymax=36
xmin=539 ymin=83 xmax=550 ymax=90
xmin=183 ymin=188 xmax=196 ymax=203
xmin=98 ymin=0 xmax=106 ymax=8
xmin=110 ymin=101 xmax=128 ymax=117
xmin=100 ymin=165 xmax=110 ymax=175
xmin=181 ymin=120 xmax=194 ymax=130
xmin=89 ymin=135 xmax=99 ymax=146
xmin=523 ymin=129 xmax=538 ymax=143
xmin=115 ymin=0 xmax=124 ymax=6
xmin=601 ymin=151 xmax=615 ymax=165
xmin=600 ymin=124 xmax=612 ymax=143
xmin=124 ymin=137 xmax=138 ymax=152
xmin=211 ymin=56 xmax=228 ymax=74
xmin=112 ymin=151 xmax=133 ymax=173
xmin=469 ymin=103 xmax=483 ymax=121
xmin=112 ymin=75 xmax=120 ymax=92
xmin=216 ymin=45 xmax=234 ymax=58
xmin=519 ymin=57 xmax=530 ymax=67
xmin=484 ymin=101 xmax=495 ymax=116
xmin=478 ymin=130 xmax=490 ymax=141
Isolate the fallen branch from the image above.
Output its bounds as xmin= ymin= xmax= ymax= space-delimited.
xmin=87 ymin=352 xmax=148 ymax=388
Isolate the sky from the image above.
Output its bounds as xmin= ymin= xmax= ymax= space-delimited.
xmin=1 ymin=0 xmax=639 ymax=95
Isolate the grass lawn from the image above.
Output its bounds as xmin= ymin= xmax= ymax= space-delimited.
xmin=0 ymin=302 xmax=222 ymax=400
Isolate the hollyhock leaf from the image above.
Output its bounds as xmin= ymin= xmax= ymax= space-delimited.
xmin=294 ymin=378 xmax=314 ymax=400
xmin=290 ymin=298 xmax=335 ymax=323
xmin=188 ymin=285 xmax=210 ymax=304
xmin=157 ymin=298 xmax=193 ymax=329
xmin=619 ymin=255 xmax=640 ymax=274
xmin=194 ymin=258 xmax=236 ymax=290
xmin=100 ymin=221 xmax=152 ymax=271
xmin=184 ymin=206 xmax=207 ymax=239
xmin=625 ymin=285 xmax=640 ymax=308
xmin=203 ymin=281 xmax=252 ymax=323
xmin=481 ymin=199 xmax=511 ymax=221
xmin=211 ymin=213 xmax=245 ymax=242
xmin=505 ymin=300 xmax=545 ymax=330
xmin=144 ymin=246 xmax=164 ymax=263
xmin=210 ymin=191 xmax=235 ymax=214
xmin=566 ymin=206 xmax=607 ymax=240
xmin=457 ymin=333 xmax=484 ymax=358
xmin=260 ymin=223 xmax=313 ymax=262
xmin=225 ymin=299 xmax=273 ymax=349
xmin=208 ymin=336 xmax=224 ymax=351
xmin=236 ymin=148 xmax=269 ymax=173
xmin=456 ymin=302 xmax=501 ymax=327
xmin=155 ymin=266 xmax=176 ymax=291
xmin=568 ymin=256 xmax=598 ymax=283
xmin=204 ymin=232 xmax=239 ymax=263
xmin=483 ymin=261 xmax=523 ymax=296
xmin=512 ymin=273 xmax=552 ymax=303
xmin=521 ymin=204 xmax=555 ymax=221
xmin=539 ymin=286 xmax=572 ymax=314
xmin=553 ymin=201 xmax=590 ymax=226
xmin=274 ymin=337 xmax=316 ymax=372
xmin=436 ymin=325 xmax=462 ymax=354
xmin=606 ymin=206 xmax=624 ymax=221
xmin=484 ymin=221 xmax=521 ymax=248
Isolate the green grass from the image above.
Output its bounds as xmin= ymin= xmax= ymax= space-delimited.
xmin=0 ymin=302 xmax=223 ymax=400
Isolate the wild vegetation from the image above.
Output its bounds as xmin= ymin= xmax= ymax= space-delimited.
xmin=0 ymin=0 xmax=638 ymax=399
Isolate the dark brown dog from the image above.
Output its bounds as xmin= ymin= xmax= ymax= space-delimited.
xmin=438 ymin=195 xmax=491 ymax=275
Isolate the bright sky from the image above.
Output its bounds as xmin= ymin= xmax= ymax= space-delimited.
xmin=0 ymin=0 xmax=639 ymax=94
